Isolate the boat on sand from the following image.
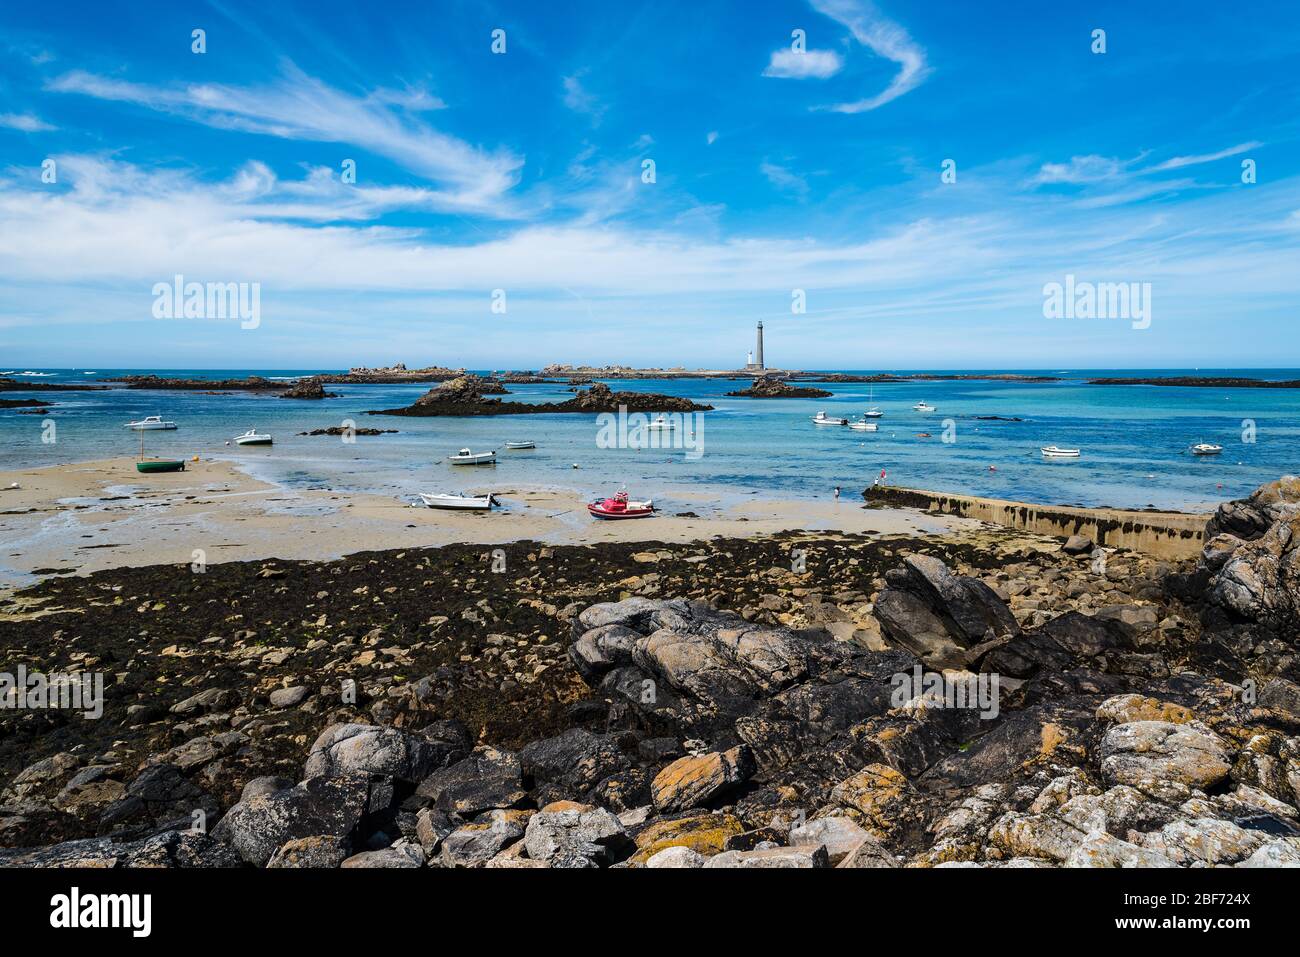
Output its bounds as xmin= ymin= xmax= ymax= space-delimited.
xmin=588 ymin=490 xmax=654 ymax=519
xmin=419 ymin=492 xmax=498 ymax=510
xmin=449 ymin=448 xmax=496 ymax=465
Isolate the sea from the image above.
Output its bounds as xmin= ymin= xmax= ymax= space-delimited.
xmin=2 ymin=368 xmax=1298 ymax=514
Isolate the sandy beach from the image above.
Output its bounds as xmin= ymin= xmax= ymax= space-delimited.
xmin=0 ymin=456 xmax=973 ymax=587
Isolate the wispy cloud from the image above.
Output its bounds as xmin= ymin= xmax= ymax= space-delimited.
xmin=1034 ymin=154 xmax=1135 ymax=185
xmin=763 ymin=48 xmax=843 ymax=79
xmin=810 ymin=0 xmax=929 ymax=112
xmin=47 ymin=65 xmax=521 ymax=216
xmin=561 ymin=71 xmax=606 ymax=122
xmin=760 ymin=160 xmax=810 ymax=197
xmin=1147 ymin=141 xmax=1261 ymax=172
xmin=0 ymin=112 xmax=56 ymax=132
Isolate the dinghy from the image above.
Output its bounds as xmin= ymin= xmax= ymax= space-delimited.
xmin=812 ymin=411 xmax=848 ymax=426
xmin=449 ymin=448 xmax=496 ymax=465
xmin=133 ymin=428 xmax=185 ymax=472
xmin=125 ymin=415 xmax=177 ymax=431
xmin=504 ymin=441 xmax=536 ymax=450
xmin=419 ymin=492 xmax=498 ymax=510
xmin=1041 ymin=446 xmax=1080 ymax=458
xmin=233 ymin=429 xmax=273 ymax=446
xmin=1191 ymin=443 xmax=1223 ymax=455
xmin=588 ymin=490 xmax=654 ymax=519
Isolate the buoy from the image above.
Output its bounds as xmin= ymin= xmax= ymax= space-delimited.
xmin=988 ymin=465 xmax=996 ymax=472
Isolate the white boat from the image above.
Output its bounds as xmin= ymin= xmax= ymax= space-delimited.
xmin=646 ymin=415 xmax=676 ymax=431
xmin=1191 ymin=443 xmax=1223 ymax=455
xmin=913 ymin=401 xmax=936 ymax=412
xmin=848 ymin=418 xmax=879 ymax=431
xmin=504 ymin=441 xmax=536 ymax=450
xmin=124 ymin=415 xmax=177 ymax=431
xmin=233 ymin=429 xmax=273 ymax=446
xmin=864 ymin=387 xmax=883 ymax=417
xmin=419 ymin=492 xmax=498 ymax=510
xmin=1041 ymin=446 xmax=1080 ymax=458
xmin=812 ymin=411 xmax=848 ymax=426
xmin=449 ymin=448 xmax=496 ymax=465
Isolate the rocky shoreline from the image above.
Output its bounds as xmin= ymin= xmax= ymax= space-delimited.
xmin=1 ymin=479 xmax=1298 ymax=868
xmin=1086 ymin=376 xmax=1300 ymax=388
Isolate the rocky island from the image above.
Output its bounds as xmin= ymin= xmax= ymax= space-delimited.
xmin=726 ymin=375 xmax=832 ymax=398
xmin=368 ymin=377 xmax=711 ymax=417
xmin=1088 ymin=376 xmax=1300 ymax=388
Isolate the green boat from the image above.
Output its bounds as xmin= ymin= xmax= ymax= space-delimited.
xmin=136 ymin=459 xmax=186 ymax=473
xmin=134 ymin=428 xmax=186 ymax=473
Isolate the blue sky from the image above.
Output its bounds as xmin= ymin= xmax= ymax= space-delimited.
xmin=1 ymin=0 xmax=1298 ymax=369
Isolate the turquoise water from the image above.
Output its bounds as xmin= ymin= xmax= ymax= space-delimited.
xmin=3 ymin=369 xmax=1298 ymax=512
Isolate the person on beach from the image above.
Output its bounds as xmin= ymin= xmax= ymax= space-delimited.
xmin=833 ymin=485 xmax=840 ymax=500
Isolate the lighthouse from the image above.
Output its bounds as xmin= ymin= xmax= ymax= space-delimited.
xmin=746 ymin=322 xmax=766 ymax=371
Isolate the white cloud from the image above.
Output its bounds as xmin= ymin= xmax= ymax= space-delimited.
xmin=1035 ymin=154 xmax=1129 ymax=185
xmin=46 ymin=66 xmax=521 ymax=216
xmin=706 ymin=131 xmax=718 ymax=145
xmin=0 ymin=113 xmax=56 ymax=132
xmin=562 ymin=72 xmax=605 ymax=122
xmin=763 ymin=48 xmax=844 ymax=79
xmin=1147 ymin=141 xmax=1261 ymax=172
xmin=760 ymin=161 xmax=810 ymax=197
xmin=810 ymin=0 xmax=930 ymax=112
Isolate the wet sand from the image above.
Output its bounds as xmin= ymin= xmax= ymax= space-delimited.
xmin=0 ymin=457 xmax=974 ymax=587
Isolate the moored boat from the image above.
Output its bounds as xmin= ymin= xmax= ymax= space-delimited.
xmin=233 ymin=429 xmax=273 ymax=446
xmin=136 ymin=459 xmax=186 ymax=473
xmin=913 ymin=401 xmax=936 ymax=412
xmin=812 ymin=411 xmax=848 ymax=426
xmin=449 ymin=448 xmax=496 ymax=465
xmin=646 ymin=415 xmax=676 ymax=431
xmin=848 ymin=418 xmax=879 ymax=431
xmin=1191 ymin=443 xmax=1223 ymax=455
xmin=588 ymin=490 xmax=654 ymax=519
xmin=504 ymin=441 xmax=536 ymax=450
xmin=419 ymin=492 xmax=498 ymax=510
xmin=125 ymin=415 xmax=177 ymax=431
xmin=1041 ymin=446 xmax=1081 ymax=458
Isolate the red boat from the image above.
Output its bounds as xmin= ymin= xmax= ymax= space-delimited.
xmin=587 ymin=490 xmax=655 ymax=519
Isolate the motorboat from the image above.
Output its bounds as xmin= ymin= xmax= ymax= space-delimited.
xmin=1191 ymin=443 xmax=1223 ymax=455
xmin=848 ymin=418 xmax=879 ymax=431
xmin=646 ymin=415 xmax=676 ymax=431
xmin=812 ymin=411 xmax=848 ymax=426
xmin=233 ymin=429 xmax=273 ymax=446
xmin=1041 ymin=446 xmax=1080 ymax=458
xmin=449 ymin=448 xmax=496 ymax=465
xmin=125 ymin=415 xmax=177 ymax=431
xmin=504 ymin=441 xmax=536 ymax=450
xmin=913 ymin=401 xmax=936 ymax=413
xmin=419 ymin=492 xmax=498 ymax=510
xmin=588 ymin=490 xmax=654 ymax=519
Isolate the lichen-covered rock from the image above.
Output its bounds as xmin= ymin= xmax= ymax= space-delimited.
xmin=212 ymin=775 xmax=371 ymax=867
xmin=651 ymin=746 xmax=754 ymax=813
xmin=523 ymin=806 xmax=630 ymax=866
xmin=704 ymin=845 xmax=829 ymax=868
xmin=1099 ymin=721 xmax=1233 ymax=800
xmin=303 ymin=723 xmax=462 ymax=783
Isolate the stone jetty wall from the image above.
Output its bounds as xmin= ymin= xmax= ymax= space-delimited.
xmin=864 ymin=485 xmax=1208 ymax=559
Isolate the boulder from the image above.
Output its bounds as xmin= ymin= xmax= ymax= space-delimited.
xmin=651 ymin=746 xmax=755 ymax=813
xmin=212 ymin=775 xmax=371 ymax=867
xmin=303 ymin=723 xmax=463 ymax=783
xmin=704 ymin=845 xmax=830 ymax=868
xmin=523 ymin=807 xmax=631 ymax=866
xmin=1099 ymin=721 xmax=1233 ymax=800
xmin=440 ymin=809 xmax=530 ymax=867
xmin=413 ymin=747 xmax=526 ymax=817
xmin=266 ymin=835 xmax=350 ymax=868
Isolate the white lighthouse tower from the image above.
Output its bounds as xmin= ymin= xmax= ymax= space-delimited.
xmin=745 ymin=322 xmax=766 ymax=371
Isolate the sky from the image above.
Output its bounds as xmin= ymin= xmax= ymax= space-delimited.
xmin=1 ymin=0 xmax=1298 ymax=370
